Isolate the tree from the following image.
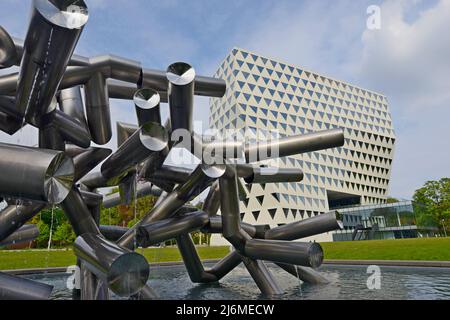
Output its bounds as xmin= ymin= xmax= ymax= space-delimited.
xmin=413 ymin=178 xmax=450 ymax=234
xmin=386 ymin=197 xmax=400 ymax=204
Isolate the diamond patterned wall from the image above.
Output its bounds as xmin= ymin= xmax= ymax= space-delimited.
xmin=209 ymin=48 xmax=396 ymax=242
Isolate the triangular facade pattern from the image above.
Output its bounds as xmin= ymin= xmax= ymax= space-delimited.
xmin=210 ymin=48 xmax=396 ymax=241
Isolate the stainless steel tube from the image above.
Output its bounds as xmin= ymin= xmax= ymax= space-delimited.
xmin=134 ymin=88 xmax=161 ymax=126
xmin=0 ymin=203 xmax=45 ymax=242
xmin=176 ymin=233 xmax=218 ymax=283
xmin=264 ymin=211 xmax=343 ymax=241
xmin=58 ymin=85 xmax=89 ymax=132
xmin=60 ymin=187 xmax=100 ymax=236
xmin=0 ymin=26 xmax=18 ymax=68
xmin=244 ymin=129 xmax=345 ymax=163
xmin=0 ymin=143 xmax=74 ymax=204
xmin=101 ymin=122 xmax=169 ymax=183
xmin=202 ymin=181 xmax=220 ymax=216
xmin=241 ymin=256 xmax=283 ymax=296
xmin=167 ymin=62 xmax=195 ymax=132
xmin=84 ymin=72 xmax=111 ymax=145
xmin=239 ymin=166 xmax=304 ymax=184
xmin=100 ymin=225 xmax=129 ymax=241
xmin=74 ymin=233 xmax=149 ymax=297
xmin=244 ymin=239 xmax=324 ymax=268
xmin=72 ymin=147 xmax=112 ymax=182
xmin=102 ymin=182 xmax=162 ymax=208
xmin=0 ymin=224 xmax=39 ymax=247
xmin=136 ymin=211 xmax=209 ymax=247
xmin=0 ymin=272 xmax=53 ymax=300
xmin=15 ymin=0 xmax=88 ymax=126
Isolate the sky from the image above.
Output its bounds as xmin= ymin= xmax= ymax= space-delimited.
xmin=0 ymin=0 xmax=449 ymax=200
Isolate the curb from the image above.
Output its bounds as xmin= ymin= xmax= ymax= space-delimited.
xmin=2 ymin=259 xmax=450 ymax=275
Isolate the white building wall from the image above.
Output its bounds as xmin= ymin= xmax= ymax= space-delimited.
xmin=209 ymin=48 xmax=396 ymax=245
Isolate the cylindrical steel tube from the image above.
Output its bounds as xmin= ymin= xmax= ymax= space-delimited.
xmin=15 ymin=0 xmax=88 ymax=126
xmin=265 ymin=211 xmax=343 ymax=241
xmin=0 ymin=26 xmax=18 ymax=69
xmin=176 ymin=234 xmax=217 ymax=283
xmin=0 ymin=143 xmax=74 ymax=204
xmin=167 ymin=62 xmax=195 ymax=132
xmin=72 ymin=147 xmax=112 ymax=182
xmin=134 ymin=88 xmax=161 ymax=126
xmin=136 ymin=211 xmax=209 ymax=247
xmin=100 ymin=225 xmax=129 ymax=241
xmin=202 ymin=181 xmax=220 ymax=216
xmin=60 ymin=187 xmax=100 ymax=236
xmin=0 ymin=272 xmax=53 ymax=300
xmin=0 ymin=224 xmax=39 ymax=247
xmin=74 ymin=233 xmax=149 ymax=297
xmin=0 ymin=203 xmax=45 ymax=242
xmin=58 ymin=85 xmax=89 ymax=132
xmin=84 ymin=72 xmax=111 ymax=145
xmin=245 ymin=239 xmax=324 ymax=268
xmin=41 ymin=109 xmax=91 ymax=148
xmin=244 ymin=129 xmax=345 ymax=163
xmin=241 ymin=256 xmax=283 ymax=296
xmin=239 ymin=166 xmax=304 ymax=184
xmin=101 ymin=122 xmax=168 ymax=183
xmin=140 ymin=68 xmax=226 ymax=98
xmin=102 ymin=182 xmax=161 ymax=208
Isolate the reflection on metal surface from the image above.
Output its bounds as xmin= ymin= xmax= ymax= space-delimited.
xmin=0 ymin=1 xmax=349 ymax=300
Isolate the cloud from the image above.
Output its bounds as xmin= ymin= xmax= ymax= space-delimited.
xmin=231 ymin=0 xmax=450 ymax=199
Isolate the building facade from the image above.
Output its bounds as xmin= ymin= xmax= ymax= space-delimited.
xmin=332 ymin=201 xmax=440 ymax=241
xmin=209 ymin=48 xmax=396 ymax=244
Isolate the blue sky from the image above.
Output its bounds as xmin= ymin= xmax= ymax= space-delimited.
xmin=1 ymin=0 xmax=449 ymax=199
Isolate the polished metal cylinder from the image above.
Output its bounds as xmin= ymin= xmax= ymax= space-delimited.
xmin=167 ymin=62 xmax=195 ymax=132
xmin=84 ymin=72 xmax=111 ymax=145
xmin=100 ymin=225 xmax=129 ymax=241
xmin=176 ymin=234 xmax=217 ymax=283
xmin=0 ymin=26 xmax=18 ymax=68
xmin=101 ymin=122 xmax=169 ymax=183
xmin=239 ymin=166 xmax=304 ymax=184
xmin=265 ymin=211 xmax=343 ymax=241
xmin=206 ymin=251 xmax=242 ymax=280
xmin=0 ymin=110 xmax=22 ymax=135
xmin=58 ymin=85 xmax=89 ymax=132
xmin=0 ymin=224 xmax=39 ymax=247
xmin=134 ymin=88 xmax=161 ymax=126
xmin=41 ymin=109 xmax=91 ymax=148
xmin=276 ymin=263 xmax=329 ymax=284
xmin=60 ymin=187 xmax=100 ymax=236
xmin=245 ymin=239 xmax=324 ymax=268
xmin=244 ymin=129 xmax=345 ymax=163
xmin=241 ymin=256 xmax=283 ymax=296
xmin=15 ymin=0 xmax=89 ymax=126
xmin=74 ymin=233 xmax=150 ymax=297
xmin=102 ymin=182 xmax=162 ymax=208
xmin=136 ymin=211 xmax=209 ymax=247
xmin=72 ymin=147 xmax=112 ymax=182
xmin=116 ymin=122 xmax=138 ymax=147
xmin=202 ymin=181 xmax=220 ymax=216
xmin=0 ymin=272 xmax=53 ymax=300
xmin=140 ymin=68 xmax=226 ymax=98
xmin=0 ymin=143 xmax=74 ymax=204
xmin=0 ymin=203 xmax=45 ymax=242
xmin=89 ymin=54 xmax=142 ymax=84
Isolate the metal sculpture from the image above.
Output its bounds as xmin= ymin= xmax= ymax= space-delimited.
xmin=0 ymin=0 xmax=346 ymax=300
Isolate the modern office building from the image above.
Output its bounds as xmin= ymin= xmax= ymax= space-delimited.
xmin=209 ymin=48 xmax=396 ymax=244
xmin=332 ymin=201 xmax=440 ymax=241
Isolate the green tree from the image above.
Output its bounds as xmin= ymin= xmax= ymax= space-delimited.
xmin=413 ymin=178 xmax=450 ymax=234
xmin=386 ymin=197 xmax=400 ymax=203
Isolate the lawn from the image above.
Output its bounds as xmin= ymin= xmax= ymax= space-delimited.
xmin=0 ymin=238 xmax=449 ymax=270
xmin=321 ymin=237 xmax=450 ymax=261
xmin=0 ymin=246 xmax=231 ymax=271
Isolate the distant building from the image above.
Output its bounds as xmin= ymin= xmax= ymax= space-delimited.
xmin=209 ymin=48 xmax=396 ymax=244
xmin=333 ymin=201 xmax=441 ymax=241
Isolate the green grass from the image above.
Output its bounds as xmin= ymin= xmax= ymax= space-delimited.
xmin=1 ymin=238 xmax=449 ymax=270
xmin=0 ymin=246 xmax=230 ymax=271
xmin=321 ymin=237 xmax=450 ymax=261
